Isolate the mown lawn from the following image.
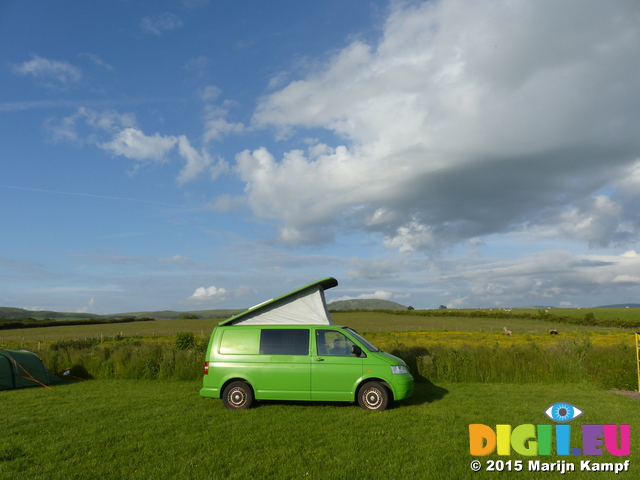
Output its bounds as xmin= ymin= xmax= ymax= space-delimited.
xmin=1 ymin=380 xmax=638 ymax=479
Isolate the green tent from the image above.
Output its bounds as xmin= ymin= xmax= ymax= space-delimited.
xmin=0 ymin=349 xmax=61 ymax=390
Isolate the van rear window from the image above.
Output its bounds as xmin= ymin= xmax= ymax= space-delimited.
xmin=260 ymin=329 xmax=309 ymax=355
xmin=219 ymin=329 xmax=260 ymax=354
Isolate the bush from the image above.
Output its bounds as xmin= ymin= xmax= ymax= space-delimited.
xmin=50 ymin=338 xmax=99 ymax=351
xmin=175 ymin=331 xmax=196 ymax=350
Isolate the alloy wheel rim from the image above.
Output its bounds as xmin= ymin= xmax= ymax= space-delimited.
xmin=229 ymin=387 xmax=247 ymax=407
xmin=364 ymin=388 xmax=382 ymax=408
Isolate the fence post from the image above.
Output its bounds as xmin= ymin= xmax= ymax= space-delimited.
xmin=636 ymin=332 xmax=640 ymax=393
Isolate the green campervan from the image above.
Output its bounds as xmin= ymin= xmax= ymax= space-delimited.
xmin=200 ymin=278 xmax=413 ymax=411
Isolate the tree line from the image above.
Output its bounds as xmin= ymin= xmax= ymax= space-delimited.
xmin=330 ymin=308 xmax=640 ymax=329
xmin=0 ymin=317 xmax=156 ymax=331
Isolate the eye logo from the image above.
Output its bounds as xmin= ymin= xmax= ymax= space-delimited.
xmin=544 ymin=403 xmax=583 ymax=422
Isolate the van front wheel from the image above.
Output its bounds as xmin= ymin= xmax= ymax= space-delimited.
xmin=222 ymin=381 xmax=254 ymax=409
xmin=358 ymin=381 xmax=389 ymax=411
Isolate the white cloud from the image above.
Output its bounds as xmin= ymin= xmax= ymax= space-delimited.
xmin=46 ymin=107 xmax=137 ymax=143
xmin=77 ymin=298 xmax=95 ymax=314
xmin=187 ymin=285 xmax=228 ymax=304
xmin=79 ymin=53 xmax=114 ymax=71
xmin=334 ymin=290 xmax=394 ymax=301
xmin=176 ymin=135 xmax=229 ymax=184
xmin=266 ymin=71 xmax=290 ymax=90
xmin=234 ymin=145 xmax=372 ymax=243
xmin=191 ymin=286 xmax=226 ymax=299
xmin=437 ymin=249 xmax=640 ymax=308
xmin=100 ymin=128 xmax=178 ymax=162
xmin=555 ymin=195 xmax=625 ymax=247
xmin=238 ymin=0 xmax=640 ymax=253
xmin=611 ymin=274 xmax=640 ymax=284
xmin=140 ymin=12 xmax=184 ymax=35
xmin=158 ymin=255 xmax=192 ymax=264
xmin=12 ymin=55 xmax=82 ymax=84
xmin=83 ymin=109 xmax=137 ymax=133
xmin=199 ymin=85 xmax=222 ymax=102
xmin=203 ymin=105 xmax=244 ymax=142
xmin=47 ymin=107 xmax=226 ymax=183
xmin=384 ymin=221 xmax=435 ymax=255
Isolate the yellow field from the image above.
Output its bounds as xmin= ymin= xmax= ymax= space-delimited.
xmin=1 ymin=312 xmax=636 ymax=356
xmin=364 ymin=329 xmax=635 ymax=350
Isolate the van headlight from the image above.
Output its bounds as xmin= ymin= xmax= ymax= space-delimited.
xmin=391 ymin=365 xmax=408 ymax=375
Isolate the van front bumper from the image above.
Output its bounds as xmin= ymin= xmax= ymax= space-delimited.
xmin=392 ymin=374 xmax=414 ymax=401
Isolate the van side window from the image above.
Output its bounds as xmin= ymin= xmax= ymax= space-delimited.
xmin=260 ymin=329 xmax=309 ymax=355
xmin=219 ymin=329 xmax=260 ymax=354
xmin=316 ymin=330 xmax=356 ymax=357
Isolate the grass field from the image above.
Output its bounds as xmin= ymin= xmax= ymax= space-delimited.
xmin=1 ymin=311 xmax=636 ymax=345
xmin=1 ymin=380 xmax=637 ymax=479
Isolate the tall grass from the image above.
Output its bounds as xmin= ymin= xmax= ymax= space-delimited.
xmin=6 ymin=329 xmax=632 ymax=390
xmin=387 ymin=340 xmax=637 ymax=390
xmin=41 ymin=336 xmax=207 ymax=381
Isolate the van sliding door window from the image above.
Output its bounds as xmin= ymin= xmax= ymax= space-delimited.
xmin=259 ymin=329 xmax=310 ymax=355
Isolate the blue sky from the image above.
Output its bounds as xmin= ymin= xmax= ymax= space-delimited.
xmin=2 ymin=0 xmax=640 ymax=314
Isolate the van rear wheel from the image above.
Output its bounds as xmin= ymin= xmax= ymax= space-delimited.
xmin=358 ymin=381 xmax=389 ymax=411
xmin=222 ymin=381 xmax=254 ymax=409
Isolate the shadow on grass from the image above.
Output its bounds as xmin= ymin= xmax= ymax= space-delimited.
xmin=253 ymin=399 xmax=356 ymax=409
xmin=401 ymin=380 xmax=449 ymax=407
xmin=55 ymin=365 xmax=93 ymax=383
xmin=251 ymin=380 xmax=448 ymax=410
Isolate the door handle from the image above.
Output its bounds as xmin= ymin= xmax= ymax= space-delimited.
xmin=314 ymin=358 xmax=324 ymax=361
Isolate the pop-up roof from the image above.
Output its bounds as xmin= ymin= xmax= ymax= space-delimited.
xmin=220 ymin=277 xmax=338 ymax=326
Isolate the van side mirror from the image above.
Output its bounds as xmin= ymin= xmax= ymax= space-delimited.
xmin=351 ymin=345 xmax=362 ymax=357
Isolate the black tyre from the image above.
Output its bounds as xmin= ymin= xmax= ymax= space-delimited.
xmin=357 ymin=381 xmax=389 ymax=411
xmin=222 ymin=381 xmax=254 ymax=410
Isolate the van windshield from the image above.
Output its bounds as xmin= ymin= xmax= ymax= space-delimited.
xmin=343 ymin=327 xmax=379 ymax=352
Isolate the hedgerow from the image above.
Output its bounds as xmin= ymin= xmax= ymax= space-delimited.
xmin=0 ymin=316 xmax=156 ymax=331
xmin=330 ymin=308 xmax=640 ymax=328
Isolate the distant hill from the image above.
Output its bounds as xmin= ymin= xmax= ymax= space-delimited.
xmin=0 ymin=307 xmax=244 ymax=321
xmin=593 ymin=303 xmax=640 ymax=308
xmin=111 ymin=309 xmax=245 ymax=320
xmin=327 ymin=299 xmax=409 ymax=311
xmin=3 ymin=302 xmax=408 ymax=320
xmin=0 ymin=307 xmax=102 ymax=321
